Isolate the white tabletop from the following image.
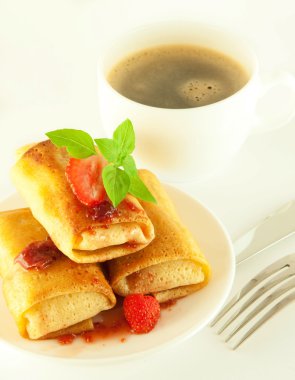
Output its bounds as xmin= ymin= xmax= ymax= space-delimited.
xmin=0 ymin=0 xmax=295 ymax=379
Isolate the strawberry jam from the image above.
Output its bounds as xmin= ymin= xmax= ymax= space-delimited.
xmin=86 ymin=200 xmax=119 ymax=222
xmin=125 ymin=241 xmax=138 ymax=249
xmin=81 ymin=320 xmax=130 ymax=344
xmin=81 ymin=299 xmax=131 ymax=343
xmin=57 ymin=298 xmax=131 ymax=345
xmin=56 ymin=297 xmax=179 ymax=345
xmin=57 ymin=334 xmax=76 ymax=345
xmin=122 ymin=199 xmax=140 ymax=212
xmin=14 ymin=238 xmax=61 ymax=271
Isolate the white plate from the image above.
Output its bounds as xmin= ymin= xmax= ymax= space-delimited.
xmin=0 ymin=186 xmax=235 ymax=361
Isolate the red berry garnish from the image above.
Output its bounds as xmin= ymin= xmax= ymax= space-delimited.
xmin=123 ymin=294 xmax=160 ymax=334
xmin=65 ymin=156 xmax=106 ymax=207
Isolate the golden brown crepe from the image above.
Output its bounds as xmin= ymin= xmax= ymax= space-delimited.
xmin=11 ymin=140 xmax=154 ymax=263
xmin=42 ymin=319 xmax=94 ymax=340
xmin=108 ymin=170 xmax=211 ymax=303
xmin=0 ymin=208 xmax=116 ymax=340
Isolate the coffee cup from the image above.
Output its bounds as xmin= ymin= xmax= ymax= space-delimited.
xmin=97 ymin=21 xmax=295 ymax=183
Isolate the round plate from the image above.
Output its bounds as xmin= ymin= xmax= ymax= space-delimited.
xmin=0 ymin=186 xmax=235 ymax=361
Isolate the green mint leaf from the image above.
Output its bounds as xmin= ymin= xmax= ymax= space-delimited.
xmin=122 ymin=155 xmax=137 ymax=177
xmin=46 ymin=120 xmax=156 ymax=207
xmin=46 ymin=129 xmax=96 ymax=158
xmin=129 ymin=174 xmax=157 ymax=204
xmin=94 ymin=138 xmax=118 ymax=162
xmin=113 ymin=119 xmax=135 ymax=162
xmin=102 ymin=165 xmax=130 ymax=207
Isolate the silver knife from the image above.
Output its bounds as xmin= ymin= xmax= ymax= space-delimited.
xmin=234 ymin=200 xmax=295 ymax=265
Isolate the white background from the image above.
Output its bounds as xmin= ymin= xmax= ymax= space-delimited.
xmin=0 ymin=0 xmax=295 ymax=379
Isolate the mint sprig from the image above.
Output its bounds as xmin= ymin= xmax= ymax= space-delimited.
xmin=113 ymin=119 xmax=135 ymax=160
xmin=94 ymin=138 xmax=118 ymax=162
xmin=46 ymin=119 xmax=156 ymax=207
xmin=102 ymin=165 xmax=130 ymax=207
xmin=45 ymin=129 xmax=96 ymax=158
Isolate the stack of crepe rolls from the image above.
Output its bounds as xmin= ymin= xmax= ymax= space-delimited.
xmin=0 ymin=208 xmax=116 ymax=340
xmin=0 ymin=140 xmax=211 ymax=340
xmin=11 ymin=140 xmax=155 ymax=263
xmin=108 ymin=170 xmax=211 ymax=303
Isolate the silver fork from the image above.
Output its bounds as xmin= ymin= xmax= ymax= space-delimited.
xmin=210 ymin=254 xmax=295 ymax=349
xmin=210 ymin=200 xmax=295 ymax=349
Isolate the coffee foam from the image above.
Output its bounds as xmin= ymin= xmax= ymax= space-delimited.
xmin=180 ymin=79 xmax=222 ymax=107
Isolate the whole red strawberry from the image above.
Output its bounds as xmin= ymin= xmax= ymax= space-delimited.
xmin=123 ymin=294 xmax=160 ymax=334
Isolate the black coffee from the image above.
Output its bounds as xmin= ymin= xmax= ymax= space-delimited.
xmin=108 ymin=44 xmax=249 ymax=109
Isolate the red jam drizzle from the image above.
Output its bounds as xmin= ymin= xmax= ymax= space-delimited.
xmin=57 ymin=299 xmax=130 ymax=346
xmin=122 ymin=199 xmax=140 ymax=212
xmin=125 ymin=241 xmax=138 ymax=250
xmin=86 ymin=200 xmax=119 ymax=222
xmin=81 ymin=301 xmax=131 ymax=343
xmin=57 ymin=334 xmax=75 ymax=345
xmin=92 ymin=277 xmax=100 ymax=285
xmin=81 ymin=321 xmax=130 ymax=344
xmin=14 ymin=238 xmax=61 ymax=271
xmin=56 ymin=298 xmax=178 ymax=346
xmin=86 ymin=198 xmax=140 ymax=222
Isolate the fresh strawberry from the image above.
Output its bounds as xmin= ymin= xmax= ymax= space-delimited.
xmin=123 ymin=294 xmax=160 ymax=334
xmin=65 ymin=156 xmax=106 ymax=207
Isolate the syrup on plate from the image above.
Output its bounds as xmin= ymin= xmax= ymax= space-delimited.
xmin=57 ymin=297 xmax=178 ymax=345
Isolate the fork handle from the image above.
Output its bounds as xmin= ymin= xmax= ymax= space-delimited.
xmin=234 ymin=200 xmax=295 ymax=265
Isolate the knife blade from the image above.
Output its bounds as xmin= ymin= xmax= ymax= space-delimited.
xmin=234 ymin=200 xmax=295 ymax=265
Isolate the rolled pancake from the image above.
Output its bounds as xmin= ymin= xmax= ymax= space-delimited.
xmin=109 ymin=170 xmax=211 ymax=303
xmin=0 ymin=209 xmax=116 ymax=339
xmin=11 ymin=140 xmax=154 ymax=263
xmin=42 ymin=319 xmax=94 ymax=340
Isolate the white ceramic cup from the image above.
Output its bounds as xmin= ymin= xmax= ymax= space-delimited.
xmin=98 ymin=21 xmax=295 ymax=183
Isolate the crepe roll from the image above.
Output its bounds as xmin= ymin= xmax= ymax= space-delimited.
xmin=11 ymin=140 xmax=154 ymax=263
xmin=109 ymin=170 xmax=211 ymax=303
xmin=0 ymin=208 xmax=116 ymax=340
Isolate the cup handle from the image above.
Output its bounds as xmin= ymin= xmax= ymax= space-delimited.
xmin=251 ymin=71 xmax=295 ymax=134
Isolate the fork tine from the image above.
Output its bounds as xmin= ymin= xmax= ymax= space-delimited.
xmin=210 ymin=254 xmax=292 ymax=327
xmin=216 ymin=270 xmax=293 ymax=334
xmin=224 ymin=276 xmax=295 ymax=343
xmin=232 ymin=290 xmax=295 ymax=349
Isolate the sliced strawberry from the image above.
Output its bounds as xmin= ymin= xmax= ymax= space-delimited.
xmin=65 ymin=156 xmax=106 ymax=207
xmin=123 ymin=294 xmax=160 ymax=334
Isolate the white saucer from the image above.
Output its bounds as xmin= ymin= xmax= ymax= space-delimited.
xmin=0 ymin=185 xmax=235 ymax=361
